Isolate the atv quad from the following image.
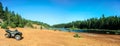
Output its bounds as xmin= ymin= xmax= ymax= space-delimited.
xmin=5 ymin=29 xmax=22 ymax=40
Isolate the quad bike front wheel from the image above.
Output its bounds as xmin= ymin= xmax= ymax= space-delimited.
xmin=5 ymin=33 xmax=10 ymax=38
xmin=15 ymin=35 xmax=22 ymax=40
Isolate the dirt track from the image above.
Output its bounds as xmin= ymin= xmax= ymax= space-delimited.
xmin=0 ymin=28 xmax=120 ymax=46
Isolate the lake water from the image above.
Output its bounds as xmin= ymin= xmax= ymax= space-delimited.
xmin=56 ymin=28 xmax=120 ymax=34
xmin=56 ymin=28 xmax=85 ymax=32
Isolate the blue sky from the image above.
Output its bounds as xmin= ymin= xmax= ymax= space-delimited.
xmin=1 ymin=0 xmax=120 ymax=25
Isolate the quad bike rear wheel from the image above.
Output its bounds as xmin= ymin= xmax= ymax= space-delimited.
xmin=15 ymin=35 xmax=22 ymax=40
xmin=5 ymin=33 xmax=10 ymax=38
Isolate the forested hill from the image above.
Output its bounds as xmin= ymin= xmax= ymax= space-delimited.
xmin=0 ymin=2 xmax=50 ymax=29
xmin=53 ymin=15 xmax=120 ymax=30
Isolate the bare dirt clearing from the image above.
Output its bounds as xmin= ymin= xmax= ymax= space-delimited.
xmin=0 ymin=28 xmax=120 ymax=46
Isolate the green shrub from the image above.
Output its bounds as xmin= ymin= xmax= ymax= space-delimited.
xmin=73 ymin=34 xmax=80 ymax=38
xmin=18 ymin=24 xmax=24 ymax=28
xmin=9 ymin=22 xmax=16 ymax=28
xmin=1 ymin=22 xmax=8 ymax=29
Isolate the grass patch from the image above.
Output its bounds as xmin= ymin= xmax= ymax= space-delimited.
xmin=73 ymin=34 xmax=81 ymax=38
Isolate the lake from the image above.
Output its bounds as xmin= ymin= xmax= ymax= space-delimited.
xmin=56 ymin=28 xmax=120 ymax=34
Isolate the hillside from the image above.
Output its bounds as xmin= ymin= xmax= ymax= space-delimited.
xmin=0 ymin=2 xmax=49 ymax=29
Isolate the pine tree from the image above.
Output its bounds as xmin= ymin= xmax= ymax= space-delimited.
xmin=4 ymin=7 xmax=9 ymax=20
xmin=0 ymin=2 xmax=4 ymax=19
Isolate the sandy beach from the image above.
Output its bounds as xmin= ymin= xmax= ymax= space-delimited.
xmin=0 ymin=28 xmax=120 ymax=46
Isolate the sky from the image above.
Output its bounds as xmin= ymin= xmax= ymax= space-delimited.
xmin=0 ymin=0 xmax=120 ymax=25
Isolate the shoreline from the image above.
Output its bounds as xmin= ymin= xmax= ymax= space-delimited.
xmin=50 ymin=28 xmax=120 ymax=35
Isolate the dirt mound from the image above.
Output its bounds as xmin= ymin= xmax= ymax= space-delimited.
xmin=0 ymin=28 xmax=120 ymax=46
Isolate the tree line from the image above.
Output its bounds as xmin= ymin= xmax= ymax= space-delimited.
xmin=53 ymin=15 xmax=120 ymax=30
xmin=0 ymin=2 xmax=50 ymax=29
